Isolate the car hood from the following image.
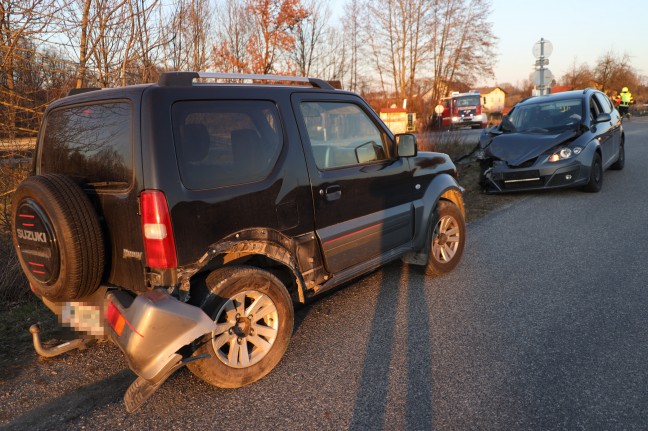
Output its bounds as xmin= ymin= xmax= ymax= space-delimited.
xmin=484 ymin=130 xmax=578 ymax=166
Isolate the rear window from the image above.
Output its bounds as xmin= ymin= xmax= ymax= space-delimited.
xmin=172 ymin=100 xmax=282 ymax=190
xmin=40 ymin=102 xmax=133 ymax=189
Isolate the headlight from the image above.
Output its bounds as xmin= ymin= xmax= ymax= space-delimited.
xmin=560 ymin=148 xmax=572 ymax=159
xmin=452 ymin=116 xmax=460 ymax=123
xmin=548 ymin=146 xmax=582 ymax=162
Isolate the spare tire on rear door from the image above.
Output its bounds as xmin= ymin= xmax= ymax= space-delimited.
xmin=12 ymin=174 xmax=104 ymax=302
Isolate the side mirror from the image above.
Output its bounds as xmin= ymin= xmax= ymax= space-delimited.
xmin=355 ymin=141 xmax=379 ymax=164
xmin=595 ymin=112 xmax=611 ymax=123
xmin=395 ymin=133 xmax=417 ymax=157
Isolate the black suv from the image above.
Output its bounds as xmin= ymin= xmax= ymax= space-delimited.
xmin=12 ymin=72 xmax=466 ymax=411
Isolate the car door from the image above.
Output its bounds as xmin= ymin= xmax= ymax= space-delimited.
xmin=594 ymin=92 xmax=622 ymax=163
xmin=292 ymin=93 xmax=414 ymax=274
xmin=590 ymin=93 xmax=616 ymax=167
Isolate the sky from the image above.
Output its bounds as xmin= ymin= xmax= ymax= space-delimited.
xmin=482 ymin=0 xmax=648 ymax=87
xmin=329 ymin=0 xmax=648 ymax=88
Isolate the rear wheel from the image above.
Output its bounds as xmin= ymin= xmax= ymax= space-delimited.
xmin=583 ymin=153 xmax=603 ymax=193
xmin=187 ymin=266 xmax=294 ymax=388
xmin=425 ymin=200 xmax=466 ymax=276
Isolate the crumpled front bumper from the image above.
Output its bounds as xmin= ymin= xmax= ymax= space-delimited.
xmin=482 ymin=160 xmax=588 ymax=193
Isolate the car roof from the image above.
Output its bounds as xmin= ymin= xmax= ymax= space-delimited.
xmin=517 ymin=89 xmax=597 ymax=106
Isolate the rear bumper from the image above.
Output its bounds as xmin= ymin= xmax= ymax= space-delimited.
xmin=105 ymin=289 xmax=216 ymax=382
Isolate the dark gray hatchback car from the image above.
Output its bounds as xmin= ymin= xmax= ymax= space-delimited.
xmin=478 ymin=88 xmax=624 ymax=193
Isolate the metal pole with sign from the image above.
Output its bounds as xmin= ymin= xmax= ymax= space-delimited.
xmin=532 ymin=38 xmax=553 ymax=95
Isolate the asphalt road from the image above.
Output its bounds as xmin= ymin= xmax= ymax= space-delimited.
xmin=2 ymin=119 xmax=648 ymax=430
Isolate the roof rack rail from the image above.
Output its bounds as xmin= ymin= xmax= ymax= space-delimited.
xmin=158 ymin=71 xmax=335 ymax=90
xmin=67 ymin=87 xmax=101 ymax=96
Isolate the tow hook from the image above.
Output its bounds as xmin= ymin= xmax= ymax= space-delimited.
xmin=29 ymin=323 xmax=95 ymax=358
xmin=123 ymin=354 xmax=210 ymax=413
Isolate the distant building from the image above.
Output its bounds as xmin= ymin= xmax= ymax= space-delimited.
xmin=379 ymin=107 xmax=416 ymax=134
xmin=473 ymin=86 xmax=506 ymax=112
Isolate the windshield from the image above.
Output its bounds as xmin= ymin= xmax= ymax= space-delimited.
xmin=504 ymin=98 xmax=583 ymax=133
xmin=454 ymin=95 xmax=480 ymax=107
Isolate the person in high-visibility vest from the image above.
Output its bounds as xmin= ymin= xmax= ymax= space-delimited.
xmin=618 ymin=87 xmax=634 ymax=117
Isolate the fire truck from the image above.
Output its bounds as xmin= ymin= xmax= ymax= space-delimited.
xmin=436 ymin=91 xmax=487 ymax=129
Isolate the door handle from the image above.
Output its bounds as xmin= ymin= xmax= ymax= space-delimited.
xmin=320 ymin=185 xmax=342 ymax=201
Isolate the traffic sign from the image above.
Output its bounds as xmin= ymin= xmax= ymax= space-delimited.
xmin=530 ymin=69 xmax=554 ymax=86
xmin=532 ymin=39 xmax=553 ymax=58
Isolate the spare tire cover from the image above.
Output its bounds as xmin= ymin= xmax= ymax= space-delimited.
xmin=12 ymin=174 xmax=104 ymax=302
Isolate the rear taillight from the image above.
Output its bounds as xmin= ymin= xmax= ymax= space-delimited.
xmin=106 ymin=300 xmax=142 ymax=338
xmin=106 ymin=301 xmax=126 ymax=336
xmin=140 ymin=190 xmax=178 ymax=269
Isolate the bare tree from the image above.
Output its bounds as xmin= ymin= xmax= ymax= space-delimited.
xmin=245 ymin=0 xmax=308 ymax=74
xmin=290 ymin=0 xmax=329 ymax=76
xmin=594 ymin=51 xmax=637 ymax=94
xmin=357 ymin=0 xmax=496 ymax=115
xmin=364 ymin=0 xmax=434 ymax=101
xmin=127 ymin=0 xmax=163 ymax=83
xmin=211 ymin=0 xmax=308 ymax=74
xmin=427 ymin=0 xmax=496 ymax=109
xmin=561 ymin=59 xmax=594 ymax=90
xmin=341 ymin=0 xmax=360 ymax=90
xmin=162 ymin=0 xmax=212 ymax=71
xmin=212 ymin=0 xmax=252 ymax=73
xmin=1 ymin=0 xmax=61 ymax=138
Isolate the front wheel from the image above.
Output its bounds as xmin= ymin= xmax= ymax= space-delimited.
xmin=583 ymin=153 xmax=603 ymax=193
xmin=425 ymin=200 xmax=466 ymax=276
xmin=187 ymin=266 xmax=294 ymax=388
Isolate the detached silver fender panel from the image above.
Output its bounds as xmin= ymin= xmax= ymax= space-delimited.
xmin=106 ymin=289 xmax=216 ymax=382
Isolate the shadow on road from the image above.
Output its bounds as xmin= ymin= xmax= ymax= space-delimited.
xmin=2 ymin=369 xmax=133 ymax=430
xmin=349 ymin=263 xmax=434 ymax=430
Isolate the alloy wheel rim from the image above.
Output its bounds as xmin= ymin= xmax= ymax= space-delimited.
xmin=432 ymin=215 xmax=461 ymax=263
xmin=211 ymin=290 xmax=279 ymax=368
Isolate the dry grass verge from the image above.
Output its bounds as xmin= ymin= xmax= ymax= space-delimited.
xmin=417 ymin=130 xmax=523 ymax=223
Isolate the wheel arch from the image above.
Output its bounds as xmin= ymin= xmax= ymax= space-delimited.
xmin=412 ymin=173 xmax=465 ymax=251
xmin=181 ymin=228 xmax=307 ymax=305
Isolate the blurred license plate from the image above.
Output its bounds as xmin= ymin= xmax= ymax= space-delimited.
xmin=61 ymin=302 xmax=104 ymax=336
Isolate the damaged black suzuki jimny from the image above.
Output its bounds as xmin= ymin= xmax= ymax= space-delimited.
xmin=477 ymin=88 xmax=624 ymax=193
xmin=12 ymin=72 xmax=466 ymax=412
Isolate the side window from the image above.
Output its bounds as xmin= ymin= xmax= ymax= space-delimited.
xmin=589 ymin=96 xmax=601 ymax=122
xmin=594 ymin=93 xmax=613 ymax=114
xmin=40 ymin=102 xmax=133 ymax=189
xmin=172 ymin=101 xmax=282 ymax=190
xmin=300 ymin=101 xmax=387 ymax=170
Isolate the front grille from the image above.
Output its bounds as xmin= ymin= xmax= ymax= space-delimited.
xmin=503 ymin=170 xmax=540 ymax=181
xmin=503 ymin=170 xmax=543 ymax=189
